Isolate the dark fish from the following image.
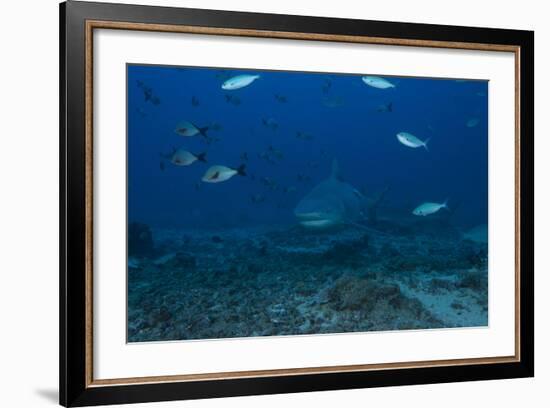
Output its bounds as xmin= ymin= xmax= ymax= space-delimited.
xmin=267 ymin=145 xmax=284 ymax=160
xmin=143 ymin=87 xmax=153 ymax=102
xmin=136 ymin=80 xmax=160 ymax=105
xmin=296 ymin=131 xmax=313 ymax=141
xmin=211 ymin=235 xmax=223 ymax=243
xmin=159 ymin=161 xmax=165 ymax=171
xmin=257 ymin=146 xmax=282 ymax=164
xmin=225 ymin=94 xmax=242 ymax=106
xmin=210 ymin=122 xmax=222 ymax=131
xmin=257 ymin=151 xmax=276 ymax=165
xmin=203 ymin=136 xmax=221 ymax=145
xmin=191 ymin=96 xmax=200 ymax=107
xmin=262 ymin=117 xmax=278 ymax=131
xmin=274 ymin=94 xmax=287 ymax=103
xmin=260 ymin=177 xmax=278 ymax=190
xmin=250 ymin=194 xmax=266 ymax=204
xmin=376 ymin=102 xmax=393 ymax=112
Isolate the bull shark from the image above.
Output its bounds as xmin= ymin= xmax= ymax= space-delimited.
xmin=294 ymin=160 xmax=385 ymax=230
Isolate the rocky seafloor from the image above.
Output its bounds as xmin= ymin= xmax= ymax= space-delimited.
xmin=127 ymin=221 xmax=488 ymax=342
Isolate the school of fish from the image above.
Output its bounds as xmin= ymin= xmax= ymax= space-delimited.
xmin=138 ymin=71 xmax=485 ymax=228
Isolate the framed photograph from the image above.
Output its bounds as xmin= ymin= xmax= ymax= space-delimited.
xmin=60 ymin=1 xmax=534 ymax=406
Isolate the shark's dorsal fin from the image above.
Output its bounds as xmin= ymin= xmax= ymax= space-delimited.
xmin=331 ymin=159 xmax=340 ymax=180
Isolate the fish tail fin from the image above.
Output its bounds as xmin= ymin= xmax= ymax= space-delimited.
xmin=423 ymin=137 xmax=431 ymax=151
xmin=225 ymin=94 xmax=230 ymax=101
xmin=198 ymin=126 xmax=209 ymax=137
xmin=236 ymin=164 xmax=247 ymax=177
xmin=443 ymin=198 xmax=450 ymax=210
xmin=196 ymin=152 xmax=207 ymax=163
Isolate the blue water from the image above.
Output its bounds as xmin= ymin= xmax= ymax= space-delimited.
xmin=127 ymin=64 xmax=488 ymax=342
xmin=128 ymin=65 xmax=488 ymax=230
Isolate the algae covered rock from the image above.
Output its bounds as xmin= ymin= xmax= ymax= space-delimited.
xmin=323 ymin=275 xmax=442 ymax=330
xmin=327 ymin=275 xmax=401 ymax=312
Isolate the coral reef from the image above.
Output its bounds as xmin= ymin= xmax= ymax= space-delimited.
xmin=127 ymin=224 xmax=488 ymax=342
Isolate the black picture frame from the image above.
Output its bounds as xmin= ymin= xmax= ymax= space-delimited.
xmin=60 ymin=1 xmax=534 ymax=406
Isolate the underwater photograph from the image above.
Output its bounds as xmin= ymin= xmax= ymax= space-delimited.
xmin=127 ymin=64 xmax=489 ymax=343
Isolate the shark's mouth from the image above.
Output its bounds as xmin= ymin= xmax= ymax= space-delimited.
xmin=295 ymin=212 xmax=340 ymax=228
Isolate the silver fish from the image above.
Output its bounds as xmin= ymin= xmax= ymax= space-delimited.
xmin=221 ymin=74 xmax=260 ymax=90
xmin=362 ymin=76 xmax=395 ymax=89
xmin=175 ymin=121 xmax=209 ymax=137
xmin=413 ymin=200 xmax=448 ymax=216
xmin=201 ymin=164 xmax=246 ymax=183
xmin=170 ymin=149 xmax=206 ymax=166
xmin=396 ymin=132 xmax=430 ymax=151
